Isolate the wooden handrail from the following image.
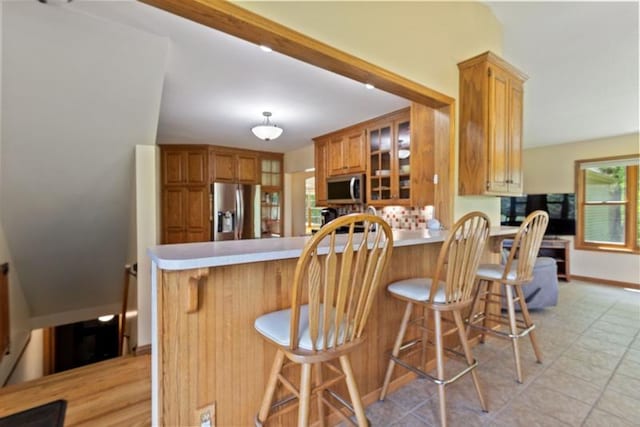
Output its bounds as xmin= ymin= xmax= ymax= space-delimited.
xmin=118 ymin=263 xmax=137 ymax=356
xmin=1 ymin=263 xmax=9 ymax=362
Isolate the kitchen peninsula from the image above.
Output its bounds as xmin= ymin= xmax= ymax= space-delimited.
xmin=148 ymin=227 xmax=517 ymax=426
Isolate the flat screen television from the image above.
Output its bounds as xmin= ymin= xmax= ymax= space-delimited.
xmin=500 ymin=193 xmax=576 ymax=236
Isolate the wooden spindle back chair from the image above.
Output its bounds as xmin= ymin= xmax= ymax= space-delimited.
xmin=290 ymin=214 xmax=393 ymax=352
xmin=467 ymin=210 xmax=550 ymax=383
xmin=380 ymin=211 xmax=491 ymax=427
xmin=502 ymin=210 xmax=549 ymax=284
xmin=429 ymin=212 xmax=491 ymax=305
xmin=255 ymin=213 xmax=393 ymax=427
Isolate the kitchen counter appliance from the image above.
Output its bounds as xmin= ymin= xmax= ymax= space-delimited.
xmin=326 ymin=174 xmax=364 ymax=204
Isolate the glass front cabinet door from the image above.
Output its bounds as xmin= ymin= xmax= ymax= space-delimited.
xmin=367 ymin=110 xmax=411 ymax=205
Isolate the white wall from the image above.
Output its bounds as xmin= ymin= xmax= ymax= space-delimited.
xmin=523 ymin=133 xmax=640 ymax=284
xmin=135 ymin=145 xmax=159 ymax=347
xmin=289 ymin=172 xmax=313 ymax=237
xmin=284 ymin=145 xmax=314 ymax=174
xmin=6 ymin=329 xmax=43 ymax=386
xmin=1 ymin=2 xmax=168 ymax=325
xmin=0 ymin=0 xmax=33 ymax=387
xmin=283 ymin=146 xmax=314 ymax=238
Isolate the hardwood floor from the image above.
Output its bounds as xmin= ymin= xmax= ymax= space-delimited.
xmin=0 ymin=354 xmax=150 ymax=426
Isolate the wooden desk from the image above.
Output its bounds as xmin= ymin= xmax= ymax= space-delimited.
xmin=0 ymin=355 xmax=150 ymax=426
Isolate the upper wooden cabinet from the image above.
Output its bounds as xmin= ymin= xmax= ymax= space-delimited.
xmin=367 ymin=110 xmax=409 ymax=205
xmin=327 ymin=130 xmax=366 ymax=176
xmin=366 ymin=106 xmax=438 ymax=207
xmin=314 ymin=139 xmax=328 ymax=206
xmin=313 ymin=104 xmax=450 ymax=211
xmin=458 ymin=51 xmax=527 ymax=196
xmin=210 ymin=149 xmax=258 ymax=184
xmin=162 ymin=146 xmax=208 ymax=186
xmin=237 ymin=154 xmax=259 ymax=183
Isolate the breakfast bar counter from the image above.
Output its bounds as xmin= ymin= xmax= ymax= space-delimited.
xmin=148 ymin=227 xmax=517 ymax=426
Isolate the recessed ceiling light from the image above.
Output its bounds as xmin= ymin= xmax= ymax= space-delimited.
xmin=259 ymin=45 xmax=273 ymax=53
xmin=365 ymin=83 xmax=375 ymax=90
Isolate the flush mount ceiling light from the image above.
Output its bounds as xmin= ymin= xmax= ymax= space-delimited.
xmin=251 ymin=112 xmax=283 ymax=141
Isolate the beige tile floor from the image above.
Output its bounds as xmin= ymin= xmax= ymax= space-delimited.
xmin=353 ymin=281 xmax=640 ymax=426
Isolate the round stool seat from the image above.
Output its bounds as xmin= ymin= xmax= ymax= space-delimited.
xmin=387 ymin=278 xmax=448 ymax=302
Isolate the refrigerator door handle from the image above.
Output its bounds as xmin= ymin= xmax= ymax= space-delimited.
xmin=236 ymin=186 xmax=244 ymax=240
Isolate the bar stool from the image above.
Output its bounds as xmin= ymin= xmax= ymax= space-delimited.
xmin=380 ymin=212 xmax=490 ymax=427
xmin=466 ymin=210 xmax=549 ymax=383
xmin=254 ymin=213 xmax=393 ymax=427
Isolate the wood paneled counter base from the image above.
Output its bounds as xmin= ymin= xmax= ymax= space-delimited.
xmin=148 ymin=228 xmax=516 ymax=426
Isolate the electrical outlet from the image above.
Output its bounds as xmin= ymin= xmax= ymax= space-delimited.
xmin=196 ymin=403 xmax=215 ymax=427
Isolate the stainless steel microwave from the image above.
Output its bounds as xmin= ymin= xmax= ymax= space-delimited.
xmin=326 ymin=174 xmax=364 ymax=204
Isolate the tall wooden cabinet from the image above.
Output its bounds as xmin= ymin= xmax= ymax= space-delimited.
xmin=458 ymin=51 xmax=527 ymax=196
xmin=260 ymin=154 xmax=284 ymax=238
xmin=161 ymin=145 xmax=282 ymax=244
xmin=161 ymin=146 xmax=210 ymax=243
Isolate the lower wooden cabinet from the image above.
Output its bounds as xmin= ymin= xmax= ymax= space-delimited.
xmin=162 ymin=186 xmax=210 ymax=244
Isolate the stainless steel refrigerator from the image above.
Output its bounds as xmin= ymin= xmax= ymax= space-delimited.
xmin=211 ymin=183 xmax=261 ymax=241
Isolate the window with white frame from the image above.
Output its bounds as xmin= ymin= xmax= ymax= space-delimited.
xmin=575 ymin=155 xmax=639 ymax=253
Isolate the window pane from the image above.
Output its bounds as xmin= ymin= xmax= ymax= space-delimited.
xmin=585 ymin=167 xmax=626 ymax=202
xmin=584 ymin=205 xmax=625 ymax=244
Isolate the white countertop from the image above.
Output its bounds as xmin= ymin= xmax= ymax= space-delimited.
xmin=148 ymin=227 xmax=518 ymax=270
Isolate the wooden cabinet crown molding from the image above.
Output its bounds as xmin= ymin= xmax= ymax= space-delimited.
xmin=457 ymin=51 xmax=528 ymax=82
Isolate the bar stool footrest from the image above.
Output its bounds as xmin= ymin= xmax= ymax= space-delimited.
xmin=389 ymin=353 xmax=478 ymax=386
xmin=387 ymin=338 xmax=479 ymax=387
xmin=468 ymin=317 xmax=536 ymax=339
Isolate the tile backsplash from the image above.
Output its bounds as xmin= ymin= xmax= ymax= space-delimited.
xmin=380 ymin=205 xmax=434 ymax=230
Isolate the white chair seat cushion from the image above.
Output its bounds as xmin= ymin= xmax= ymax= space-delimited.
xmin=254 ymin=304 xmax=347 ymax=351
xmin=387 ymin=278 xmax=448 ymax=302
xmin=476 ymin=262 xmax=518 ymax=281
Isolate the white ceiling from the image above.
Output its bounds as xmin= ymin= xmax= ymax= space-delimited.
xmin=70 ymin=1 xmax=409 ymax=154
xmin=73 ymin=1 xmax=638 ymax=151
xmin=488 ymin=1 xmax=639 ymax=147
